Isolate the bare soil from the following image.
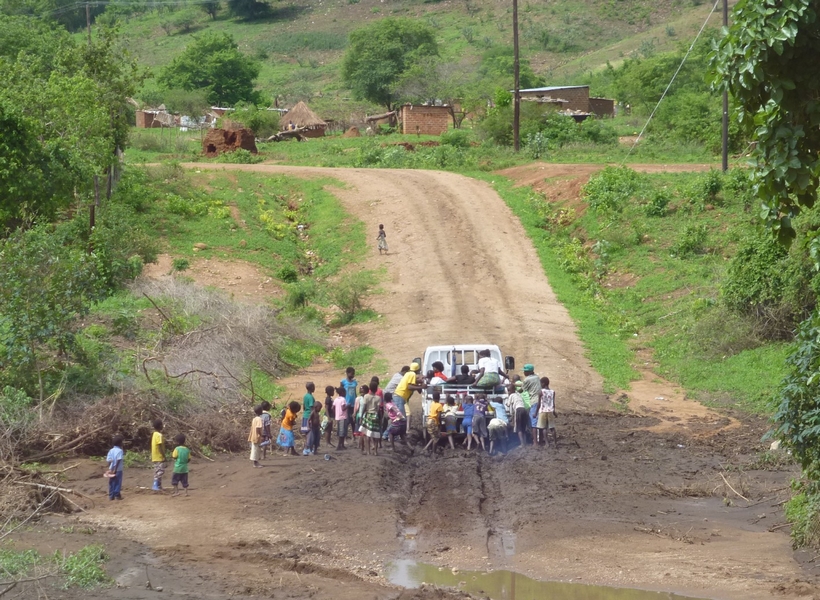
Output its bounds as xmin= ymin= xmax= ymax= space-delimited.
xmin=15 ymin=163 xmax=818 ymax=600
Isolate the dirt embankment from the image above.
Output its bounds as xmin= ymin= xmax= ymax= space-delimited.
xmin=15 ymin=162 xmax=816 ymax=600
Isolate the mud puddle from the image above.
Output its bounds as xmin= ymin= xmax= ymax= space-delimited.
xmin=386 ymin=559 xmax=708 ymax=600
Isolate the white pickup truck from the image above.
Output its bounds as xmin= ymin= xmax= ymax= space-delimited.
xmin=418 ymin=344 xmax=515 ymax=418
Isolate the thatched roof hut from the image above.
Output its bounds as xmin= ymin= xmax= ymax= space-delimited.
xmin=283 ymin=101 xmax=327 ymax=137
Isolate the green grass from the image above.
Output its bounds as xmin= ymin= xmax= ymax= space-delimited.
xmin=482 ymin=166 xmax=789 ymax=406
xmin=143 ymin=168 xmax=365 ymax=280
xmin=280 ymin=339 xmax=325 ymax=368
xmin=103 ymin=0 xmax=717 ymax=106
xmin=58 ymin=545 xmax=110 ymax=588
xmin=476 ymin=173 xmax=637 ymax=392
xmin=328 ymin=344 xmax=379 ymax=370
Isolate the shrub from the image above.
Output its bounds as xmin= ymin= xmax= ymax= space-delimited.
xmin=583 ymin=166 xmax=644 ymax=214
xmin=215 ymin=149 xmax=263 ymax=164
xmin=525 ymin=131 xmax=549 ymax=159
xmin=440 ymin=128 xmax=471 ymax=148
xmin=644 ymin=189 xmax=670 ymax=217
xmin=670 ymin=223 xmax=708 ymax=257
xmin=228 ymin=104 xmax=280 ymax=138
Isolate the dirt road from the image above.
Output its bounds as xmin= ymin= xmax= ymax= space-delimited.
xmin=34 ymin=163 xmax=816 ymax=600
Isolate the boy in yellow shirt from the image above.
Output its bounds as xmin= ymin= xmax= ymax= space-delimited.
xmin=423 ymin=393 xmax=443 ymax=453
xmin=151 ymin=419 xmax=165 ymax=492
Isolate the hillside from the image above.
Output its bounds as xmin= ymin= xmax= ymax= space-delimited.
xmin=105 ymin=0 xmax=726 ymax=111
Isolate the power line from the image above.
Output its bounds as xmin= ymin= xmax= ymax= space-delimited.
xmin=622 ymin=0 xmax=721 ymax=164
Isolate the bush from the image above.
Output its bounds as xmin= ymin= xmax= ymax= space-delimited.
xmin=328 ymin=273 xmax=373 ymax=324
xmin=228 ymin=104 xmax=280 ymax=138
xmin=440 ymin=128 xmax=470 ymax=148
xmin=670 ymin=223 xmax=708 ymax=257
xmin=644 ymin=189 xmax=670 ymax=217
xmin=215 ymin=149 xmax=263 ymax=164
xmin=582 ymin=166 xmax=644 ymax=214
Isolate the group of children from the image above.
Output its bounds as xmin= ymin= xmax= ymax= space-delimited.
xmin=247 ymin=363 xmax=557 ymax=464
xmin=422 ymin=377 xmax=557 ymax=455
xmin=104 ymin=419 xmax=190 ymax=501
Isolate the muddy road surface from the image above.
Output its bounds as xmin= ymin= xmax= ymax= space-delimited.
xmin=20 ymin=164 xmax=816 ymax=600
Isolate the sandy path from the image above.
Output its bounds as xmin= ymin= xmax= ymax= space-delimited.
xmin=185 ymin=163 xmax=606 ymax=410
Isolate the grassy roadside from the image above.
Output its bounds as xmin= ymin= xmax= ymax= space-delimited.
xmin=473 ymin=172 xmax=637 ymax=393
xmin=478 ymin=168 xmax=789 ymax=411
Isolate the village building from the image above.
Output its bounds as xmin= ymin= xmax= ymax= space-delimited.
xmin=282 ymin=101 xmax=327 ymax=137
xmin=400 ymin=104 xmax=451 ymax=136
xmin=516 ymin=85 xmax=615 ymax=117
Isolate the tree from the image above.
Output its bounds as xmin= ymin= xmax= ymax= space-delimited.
xmin=396 ymin=57 xmax=474 ymax=127
xmin=226 ymin=0 xmax=269 ymax=20
xmin=478 ymin=46 xmax=544 ymax=91
xmin=0 ymin=227 xmax=101 ymax=403
xmin=714 ymin=0 xmax=820 ymax=245
xmin=200 ymin=0 xmax=220 ymax=19
xmin=158 ymin=32 xmax=260 ymax=106
xmin=715 ymin=0 xmax=820 ymax=538
xmin=341 ymin=18 xmax=438 ymax=111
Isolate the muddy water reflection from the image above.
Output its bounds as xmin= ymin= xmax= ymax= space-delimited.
xmin=386 ymin=560 xmax=706 ymax=600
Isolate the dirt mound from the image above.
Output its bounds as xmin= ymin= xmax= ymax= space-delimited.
xmin=202 ymin=128 xmax=257 ymax=157
xmin=342 ymin=126 xmax=361 ymax=138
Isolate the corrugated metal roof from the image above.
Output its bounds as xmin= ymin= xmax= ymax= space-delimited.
xmin=517 ymin=85 xmax=590 ymax=92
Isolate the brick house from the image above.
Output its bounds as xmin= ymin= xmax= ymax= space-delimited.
xmin=400 ymin=104 xmax=451 ymax=135
xmin=516 ymin=86 xmax=615 ymax=117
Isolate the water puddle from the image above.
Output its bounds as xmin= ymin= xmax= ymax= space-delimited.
xmin=386 ymin=559 xmax=707 ymax=600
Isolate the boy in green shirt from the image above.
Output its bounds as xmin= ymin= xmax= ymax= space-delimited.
xmin=171 ymin=433 xmax=191 ymax=497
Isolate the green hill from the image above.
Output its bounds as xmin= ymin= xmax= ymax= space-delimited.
xmin=100 ymin=0 xmax=725 ymax=112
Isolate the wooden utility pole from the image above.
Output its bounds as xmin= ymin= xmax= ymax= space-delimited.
xmin=721 ymin=0 xmax=729 ymax=171
xmin=86 ymin=3 xmax=91 ymax=46
xmin=512 ymin=0 xmax=521 ymax=152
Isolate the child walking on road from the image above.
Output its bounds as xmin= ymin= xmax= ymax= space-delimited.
xmin=376 ymin=224 xmax=388 ymax=254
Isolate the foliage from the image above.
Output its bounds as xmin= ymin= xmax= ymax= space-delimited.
xmin=439 ymin=129 xmax=471 ymax=148
xmin=0 ymin=18 xmax=143 ymax=219
xmin=328 ymin=272 xmax=374 ymax=325
xmin=785 ymin=490 xmax=820 ymax=548
xmin=775 ymin=312 xmax=820 ymax=490
xmin=341 ymin=18 xmax=439 ymax=110
xmin=158 ymin=32 xmax=261 ymax=106
xmin=714 ymin=0 xmax=820 ymax=245
xmin=214 ymin=148 xmax=263 ymax=164
xmin=227 ymin=0 xmax=271 ymax=20
xmin=162 ymin=88 xmax=210 ymax=117
xmin=0 ymin=227 xmax=102 ymax=401
xmin=478 ymin=46 xmax=545 ymax=90
xmin=228 ymin=103 xmax=280 ymax=137
xmin=670 ymin=222 xmax=708 ymax=258
xmin=58 ymin=545 xmax=110 ymax=588
xmin=582 ymin=166 xmax=645 ymax=214
xmin=328 ymin=344 xmax=377 ymax=369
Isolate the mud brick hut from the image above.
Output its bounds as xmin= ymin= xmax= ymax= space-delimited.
xmin=400 ymin=105 xmax=451 ymax=135
xmin=283 ymin=101 xmax=327 ymax=138
xmin=517 ymin=85 xmax=615 ymax=117
xmin=202 ymin=128 xmax=257 ymax=157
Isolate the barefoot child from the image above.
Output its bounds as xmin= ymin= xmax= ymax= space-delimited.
xmin=334 ymin=386 xmax=348 ymax=450
xmin=324 ymin=385 xmax=335 ymax=445
xmin=461 ymin=396 xmax=476 ymax=450
xmin=377 ymin=224 xmax=388 ymax=255
xmin=302 ymin=382 xmax=316 ymax=437
xmin=423 ymin=393 xmax=443 ymax=453
xmin=171 ymin=433 xmax=190 ymax=496
xmin=539 ymin=377 xmax=558 ymax=447
xmin=353 ymin=384 xmax=369 ymax=451
xmin=383 ymin=392 xmax=406 ymax=450
xmin=360 ymin=383 xmax=382 ymax=455
xmin=306 ymin=402 xmax=322 ymax=454
xmin=260 ymin=401 xmax=273 ymax=459
xmin=278 ymin=401 xmax=300 ymax=456
xmin=106 ymin=435 xmax=124 ymax=501
xmin=150 ymin=419 xmax=165 ymax=492
xmin=249 ymin=405 xmax=264 ymax=468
